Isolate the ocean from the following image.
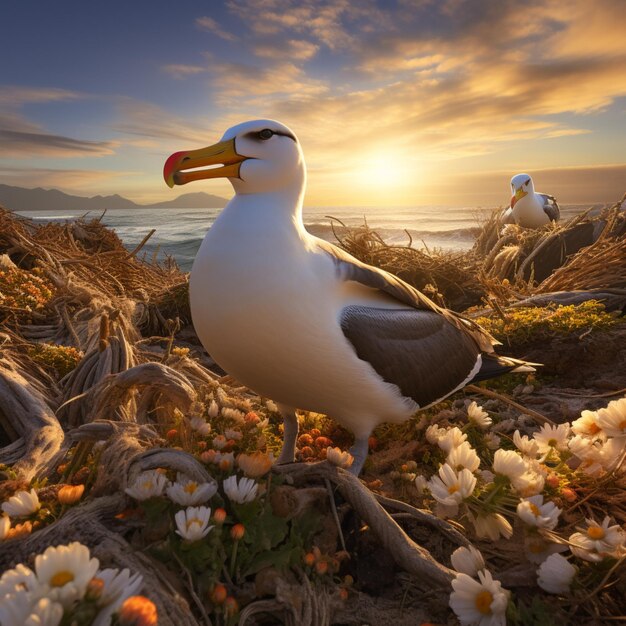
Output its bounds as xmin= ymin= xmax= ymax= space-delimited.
xmin=16 ymin=204 xmax=591 ymax=272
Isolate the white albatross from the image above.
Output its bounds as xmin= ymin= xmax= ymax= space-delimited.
xmin=502 ymin=173 xmax=560 ymax=228
xmin=164 ymin=119 xmax=534 ymax=475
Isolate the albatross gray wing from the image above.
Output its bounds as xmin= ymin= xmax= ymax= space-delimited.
xmin=340 ymin=305 xmax=481 ymax=407
xmin=539 ymin=193 xmax=560 ymax=222
xmin=315 ymin=238 xmax=497 ymax=353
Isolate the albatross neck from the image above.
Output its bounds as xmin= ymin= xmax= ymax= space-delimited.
xmin=232 ymin=186 xmax=306 ymax=231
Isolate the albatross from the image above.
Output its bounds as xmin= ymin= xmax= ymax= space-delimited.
xmin=164 ymin=119 xmax=534 ymax=475
xmin=502 ymin=173 xmax=560 ymax=228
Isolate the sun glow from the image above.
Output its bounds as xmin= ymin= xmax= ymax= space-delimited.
xmin=356 ymin=153 xmax=408 ymax=190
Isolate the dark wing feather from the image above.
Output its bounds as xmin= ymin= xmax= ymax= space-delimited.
xmin=340 ymin=306 xmax=480 ymax=407
xmin=316 ymin=238 xmax=497 ymax=352
xmin=538 ymin=193 xmax=560 ymax=222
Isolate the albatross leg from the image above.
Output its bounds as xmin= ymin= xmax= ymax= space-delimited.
xmin=348 ymin=435 xmax=370 ymax=476
xmin=276 ymin=403 xmax=298 ymax=464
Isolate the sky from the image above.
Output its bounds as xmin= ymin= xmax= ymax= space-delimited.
xmin=1 ymin=0 xmax=625 ymax=207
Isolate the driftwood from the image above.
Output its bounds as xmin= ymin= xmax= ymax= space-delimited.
xmin=274 ymin=462 xmax=456 ymax=587
xmin=0 ymin=358 xmax=65 ymax=480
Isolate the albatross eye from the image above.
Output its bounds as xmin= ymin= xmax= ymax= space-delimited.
xmin=258 ymin=129 xmax=274 ymax=140
xmin=525 ymin=178 xmax=530 ymax=186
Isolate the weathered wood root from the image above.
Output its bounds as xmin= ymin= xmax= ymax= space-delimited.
xmin=73 ymin=362 xmax=196 ymax=426
xmin=126 ymin=448 xmax=216 ymax=488
xmin=274 ymin=462 xmax=455 ymax=587
xmin=240 ymin=573 xmax=340 ymax=626
xmin=0 ymin=357 xmax=65 ymax=481
xmin=0 ymin=494 xmax=199 ymax=626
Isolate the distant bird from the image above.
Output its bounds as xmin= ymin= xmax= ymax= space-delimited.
xmin=164 ymin=120 xmax=534 ymax=475
xmin=502 ymin=173 xmax=560 ymax=228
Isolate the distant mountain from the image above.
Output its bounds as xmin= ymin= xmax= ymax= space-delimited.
xmin=0 ymin=184 xmax=228 ymax=212
xmin=145 ymin=192 xmax=228 ymax=209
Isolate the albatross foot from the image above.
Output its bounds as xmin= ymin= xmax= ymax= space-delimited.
xmin=348 ymin=435 xmax=370 ymax=476
xmin=276 ymin=403 xmax=298 ymax=465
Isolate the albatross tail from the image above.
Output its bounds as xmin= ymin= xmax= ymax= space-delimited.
xmin=470 ymin=353 xmax=538 ymax=384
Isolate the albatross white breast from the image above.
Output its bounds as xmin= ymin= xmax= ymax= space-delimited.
xmin=164 ymin=119 xmax=534 ymax=474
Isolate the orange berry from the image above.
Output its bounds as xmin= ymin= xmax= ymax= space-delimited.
xmin=166 ymin=429 xmax=178 ymax=440
xmin=245 ymin=411 xmax=259 ymax=424
xmin=230 ymin=523 xmax=245 ymax=540
xmin=545 ymin=474 xmax=560 ymax=488
xmin=315 ymin=560 xmax=328 ymax=575
xmin=300 ymin=446 xmax=314 ymax=458
xmin=338 ymin=587 xmax=348 ymax=601
xmin=368 ymin=436 xmax=378 ymax=450
xmin=117 ymin=595 xmax=158 ymax=626
xmin=224 ymin=596 xmax=239 ymax=616
xmin=298 ymin=434 xmax=314 ymax=446
xmin=314 ymin=436 xmax=332 ymax=449
xmin=213 ymin=508 xmax=227 ymax=524
xmin=561 ymin=487 xmax=577 ymax=502
xmin=210 ymin=583 xmax=227 ymax=604
xmin=303 ymin=552 xmax=316 ymax=567
xmin=197 ymin=441 xmax=207 ymax=451
xmin=310 ymin=428 xmax=321 ymax=438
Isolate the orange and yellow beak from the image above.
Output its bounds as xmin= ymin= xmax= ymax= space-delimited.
xmin=163 ymin=138 xmax=247 ymax=188
xmin=510 ymin=186 xmax=527 ymax=208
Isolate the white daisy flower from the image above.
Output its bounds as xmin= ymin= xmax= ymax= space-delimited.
xmin=207 ymin=400 xmax=219 ymax=419
xmin=0 ymin=589 xmax=63 ymax=626
xmin=96 ymin=568 xmax=143 ymax=606
xmin=484 ymin=432 xmax=501 ymax=450
xmin=221 ymin=407 xmax=245 ymax=423
xmin=447 ymin=442 xmax=481 ymax=473
xmin=34 ymin=542 xmax=100 ymax=608
xmin=414 ymin=475 xmax=429 ymax=494
xmin=467 ymin=401 xmax=492 ymax=429
xmin=450 ymin=545 xmax=486 ymax=578
xmin=516 ymin=495 xmax=561 ymax=530
xmin=189 ymin=416 xmax=211 ymax=436
xmin=425 ymin=424 xmax=445 ymax=445
xmin=2 ymin=489 xmax=40 ymax=518
xmin=479 ymin=469 xmax=495 ymax=484
xmin=449 ymin=569 xmax=509 ymax=626
xmin=174 ymin=506 xmax=214 ymax=542
xmin=600 ymin=438 xmax=626 ymax=473
xmin=511 ymin=467 xmax=546 ymax=497
xmin=571 ymin=410 xmax=604 ymax=439
xmin=513 ymin=430 xmax=539 ymax=458
xmin=326 ymin=447 xmax=354 ymax=469
xmin=493 ymin=449 xmax=528 ymax=479
xmin=470 ymin=512 xmax=513 ymax=541
xmin=596 ymin=398 xmax=626 ymax=438
xmin=429 ymin=464 xmax=476 ymax=507
xmin=437 ymin=427 xmax=468 ymax=454
xmin=224 ymin=428 xmax=243 ymax=441
xmin=0 ymin=515 xmax=10 ymax=540
xmin=166 ymin=474 xmax=218 ymax=506
xmin=124 ymin=470 xmax=168 ymax=501
xmin=0 ymin=563 xmax=39 ymax=598
xmin=569 ymin=516 xmax=626 ymax=562
xmin=569 ymin=436 xmax=604 ymax=476
xmin=524 ymin=534 xmax=569 ymax=564
xmin=537 ymin=554 xmax=577 ymax=595
xmin=223 ymin=475 xmax=258 ymax=504
xmin=534 ymin=423 xmax=571 ymax=460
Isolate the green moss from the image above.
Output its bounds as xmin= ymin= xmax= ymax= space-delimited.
xmin=476 ymin=301 xmax=618 ymax=346
xmin=28 ymin=343 xmax=82 ymax=377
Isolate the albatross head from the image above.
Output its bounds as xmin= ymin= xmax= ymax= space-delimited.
xmin=510 ymin=173 xmax=534 ymax=208
xmin=163 ymin=119 xmax=305 ymax=195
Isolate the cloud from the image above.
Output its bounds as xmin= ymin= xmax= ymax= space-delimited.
xmin=0 ymin=86 xmax=84 ymax=106
xmin=253 ymin=38 xmax=319 ymax=60
xmin=196 ymin=16 xmax=238 ymax=41
xmin=0 ymin=166 xmax=128 ymax=191
xmin=0 ymin=129 xmax=118 ymax=158
xmin=161 ymin=64 xmax=207 ymax=78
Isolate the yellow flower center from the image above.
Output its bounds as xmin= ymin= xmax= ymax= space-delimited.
xmin=447 ymin=484 xmax=460 ymax=495
xmin=588 ymin=423 xmax=601 ymax=435
xmin=619 ymin=420 xmax=626 ymax=431
xmin=50 ymin=571 xmax=75 ymax=587
xmin=142 ymin=481 xmax=153 ymax=490
xmin=186 ymin=517 xmax=202 ymax=529
xmin=184 ymin=483 xmax=198 ymax=494
xmin=529 ymin=503 xmax=541 ymax=516
xmin=587 ymin=526 xmax=605 ymax=540
xmin=474 ymin=590 xmax=493 ymax=615
xmin=547 ymin=438 xmax=557 ymax=447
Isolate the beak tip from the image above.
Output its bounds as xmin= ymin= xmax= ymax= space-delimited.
xmin=163 ymin=151 xmax=185 ymax=188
